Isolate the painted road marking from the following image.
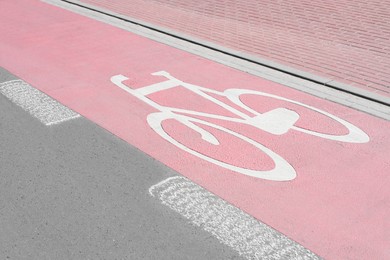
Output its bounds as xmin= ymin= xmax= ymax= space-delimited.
xmin=0 ymin=80 xmax=80 ymax=125
xmin=1 ymin=1 xmax=390 ymax=259
xmin=150 ymin=176 xmax=321 ymax=260
xmin=112 ymin=71 xmax=370 ymax=181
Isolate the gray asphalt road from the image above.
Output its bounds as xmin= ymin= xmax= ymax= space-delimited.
xmin=0 ymin=67 xmax=242 ymax=259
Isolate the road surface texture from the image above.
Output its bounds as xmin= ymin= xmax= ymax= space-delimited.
xmin=0 ymin=67 xmax=247 ymax=259
xmin=1 ymin=0 xmax=389 ymax=259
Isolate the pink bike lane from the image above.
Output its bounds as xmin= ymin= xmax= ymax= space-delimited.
xmin=1 ymin=1 xmax=389 ymax=259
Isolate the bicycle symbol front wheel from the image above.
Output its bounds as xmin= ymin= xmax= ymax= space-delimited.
xmin=147 ymin=112 xmax=296 ymax=181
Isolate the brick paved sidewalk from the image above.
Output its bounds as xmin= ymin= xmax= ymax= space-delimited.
xmin=71 ymin=0 xmax=390 ymax=103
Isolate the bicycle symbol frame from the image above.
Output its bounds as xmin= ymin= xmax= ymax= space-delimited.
xmin=111 ymin=71 xmax=369 ymax=181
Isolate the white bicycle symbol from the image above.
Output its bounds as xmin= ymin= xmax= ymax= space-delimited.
xmin=111 ymin=71 xmax=369 ymax=181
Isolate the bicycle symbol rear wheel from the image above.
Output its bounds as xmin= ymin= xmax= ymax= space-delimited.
xmin=147 ymin=112 xmax=296 ymax=181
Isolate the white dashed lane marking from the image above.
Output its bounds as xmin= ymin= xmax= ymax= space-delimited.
xmin=149 ymin=176 xmax=322 ymax=260
xmin=0 ymin=80 xmax=80 ymax=125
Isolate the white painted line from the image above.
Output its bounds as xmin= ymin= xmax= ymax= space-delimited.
xmin=0 ymin=80 xmax=80 ymax=125
xmin=149 ymin=176 xmax=321 ymax=260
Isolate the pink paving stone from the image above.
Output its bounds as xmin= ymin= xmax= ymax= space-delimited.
xmin=75 ymin=0 xmax=390 ymax=99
